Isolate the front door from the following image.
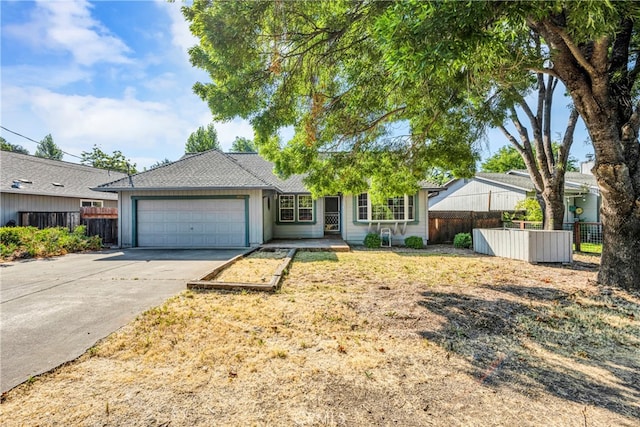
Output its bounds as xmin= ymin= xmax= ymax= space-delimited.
xmin=324 ymin=196 xmax=341 ymax=234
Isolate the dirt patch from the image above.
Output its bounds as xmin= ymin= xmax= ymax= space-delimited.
xmin=213 ymin=249 xmax=289 ymax=284
xmin=2 ymin=249 xmax=639 ymax=426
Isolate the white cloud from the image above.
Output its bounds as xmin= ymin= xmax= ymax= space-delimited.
xmin=0 ymin=64 xmax=92 ymax=90
xmin=214 ymin=120 xmax=255 ymax=151
xmin=155 ymin=0 xmax=198 ymax=56
xmin=3 ymin=85 xmax=206 ymax=164
xmin=4 ymin=0 xmax=131 ymax=66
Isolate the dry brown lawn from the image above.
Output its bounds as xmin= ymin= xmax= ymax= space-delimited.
xmin=2 ymin=247 xmax=639 ymax=426
xmin=213 ymin=249 xmax=289 ymax=284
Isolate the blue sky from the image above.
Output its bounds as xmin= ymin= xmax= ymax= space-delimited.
xmin=1 ymin=0 xmax=593 ymax=170
xmin=1 ymin=0 xmax=254 ymax=169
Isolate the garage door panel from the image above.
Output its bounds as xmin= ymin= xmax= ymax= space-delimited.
xmin=137 ymin=199 xmax=246 ymax=247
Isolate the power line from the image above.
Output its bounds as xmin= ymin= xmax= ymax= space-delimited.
xmin=0 ymin=125 xmax=83 ymax=160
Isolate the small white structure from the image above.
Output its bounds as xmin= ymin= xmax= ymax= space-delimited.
xmin=473 ymin=228 xmax=573 ymax=264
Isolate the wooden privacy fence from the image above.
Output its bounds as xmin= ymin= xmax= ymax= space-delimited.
xmin=19 ymin=211 xmax=80 ymax=230
xmin=428 ymin=211 xmax=505 ymax=244
xmin=18 ymin=207 xmax=118 ymax=245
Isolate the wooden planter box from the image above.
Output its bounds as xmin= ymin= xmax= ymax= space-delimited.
xmin=473 ymin=228 xmax=572 ymax=264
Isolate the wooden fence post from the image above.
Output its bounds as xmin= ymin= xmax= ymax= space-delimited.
xmin=573 ymin=222 xmax=581 ymax=252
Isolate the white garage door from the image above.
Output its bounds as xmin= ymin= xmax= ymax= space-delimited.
xmin=136 ymin=199 xmax=247 ymax=247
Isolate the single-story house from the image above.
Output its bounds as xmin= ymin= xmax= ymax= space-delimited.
xmin=0 ymin=150 xmax=126 ymax=226
xmin=92 ymin=150 xmax=443 ymax=248
xmin=427 ymin=178 xmax=471 ymax=208
xmin=429 ymin=170 xmax=600 ymax=223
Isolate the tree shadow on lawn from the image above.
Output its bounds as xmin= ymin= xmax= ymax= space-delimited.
xmin=417 ymin=284 xmax=640 ymax=419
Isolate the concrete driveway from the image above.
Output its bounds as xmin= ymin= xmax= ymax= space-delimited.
xmin=0 ymin=248 xmax=245 ymax=392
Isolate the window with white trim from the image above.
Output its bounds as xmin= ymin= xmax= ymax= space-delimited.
xmin=279 ymin=195 xmax=314 ymax=222
xmin=279 ymin=195 xmax=295 ymax=222
xmin=81 ymin=199 xmax=103 ymax=207
xmin=357 ymin=194 xmax=415 ymax=221
xmin=297 ymin=195 xmax=314 ymax=222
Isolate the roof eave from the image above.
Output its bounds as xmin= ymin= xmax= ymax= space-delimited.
xmin=91 ymin=185 xmax=278 ymax=192
xmin=474 ymin=176 xmax=531 ymax=192
xmin=2 ymin=188 xmax=118 ymax=199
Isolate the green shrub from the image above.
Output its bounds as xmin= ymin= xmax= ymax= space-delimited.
xmin=453 ymin=232 xmax=472 ymax=249
xmin=0 ymin=227 xmax=22 ymax=246
xmin=0 ymin=226 xmax=102 ymax=260
xmin=364 ymin=233 xmax=382 ymax=248
xmin=404 ymin=236 xmax=424 ymax=249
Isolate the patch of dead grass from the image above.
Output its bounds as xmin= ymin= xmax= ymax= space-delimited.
xmin=2 ymin=249 xmax=639 ymax=426
xmin=213 ymin=249 xmax=288 ymax=284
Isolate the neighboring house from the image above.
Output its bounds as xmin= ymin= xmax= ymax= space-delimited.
xmin=93 ymin=150 xmax=443 ymax=248
xmin=430 ymin=170 xmax=600 ymax=223
xmin=427 ymin=178 xmax=471 ymax=208
xmin=0 ymin=151 xmax=126 ymax=226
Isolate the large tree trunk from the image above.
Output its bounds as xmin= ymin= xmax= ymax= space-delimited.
xmin=541 ymin=184 xmax=566 ymax=231
xmin=584 ymin=112 xmax=640 ymax=289
xmin=531 ymin=17 xmax=640 ymax=290
xmin=593 ymin=162 xmax=640 ymax=289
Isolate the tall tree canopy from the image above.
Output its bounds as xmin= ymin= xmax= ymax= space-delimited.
xmin=185 ymin=123 xmax=220 ymax=153
xmin=184 ymin=0 xmax=480 ymax=200
xmin=230 ymin=136 xmax=257 ymax=153
xmin=0 ymin=136 xmax=29 ymax=154
xmin=184 ymin=0 xmax=640 ymax=289
xmin=81 ymin=145 xmax=137 ymax=174
xmin=35 ymin=134 xmax=63 ymax=160
xmin=482 ymin=145 xmax=578 ymax=174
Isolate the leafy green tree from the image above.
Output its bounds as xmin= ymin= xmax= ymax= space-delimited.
xmin=185 ymin=123 xmax=220 ymax=153
xmin=230 ymin=136 xmax=257 ymax=153
xmin=0 ymin=136 xmax=29 ymax=154
xmin=482 ymin=145 xmax=579 ymax=173
xmin=375 ymin=1 xmax=640 ymax=289
xmin=35 ymin=134 xmax=63 ymax=160
xmin=482 ymin=146 xmax=527 ymax=173
xmin=146 ymin=158 xmax=172 ymax=170
xmin=184 ymin=1 xmax=640 ymax=289
xmin=425 ymin=168 xmax=454 ymax=186
xmin=80 ymin=145 xmax=137 ymax=174
xmin=183 ymin=0 xmax=480 ymax=201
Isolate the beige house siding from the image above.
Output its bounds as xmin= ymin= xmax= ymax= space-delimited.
xmin=117 ymin=189 xmax=264 ymax=248
xmin=1 ymin=193 xmax=117 ymax=226
xmin=342 ymin=190 xmax=429 ymax=246
xmin=272 ymin=195 xmax=324 ymax=239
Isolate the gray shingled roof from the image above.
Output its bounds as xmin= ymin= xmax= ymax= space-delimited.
xmin=94 ymin=149 xmax=274 ymax=192
xmin=228 ymin=153 xmax=309 ymax=193
xmin=1 ymin=151 xmax=125 ymax=200
xmin=229 ymin=153 xmax=444 ymax=192
xmin=476 ymin=170 xmax=598 ymax=192
xmin=92 ymin=149 xmax=445 ymax=194
xmin=476 ymin=172 xmax=537 ymax=191
xmin=564 ymin=171 xmax=597 ymax=188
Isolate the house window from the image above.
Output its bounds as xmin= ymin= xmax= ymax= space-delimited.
xmin=81 ymin=200 xmax=103 ymax=207
xmin=357 ymin=194 xmax=368 ymax=221
xmin=279 ymin=195 xmax=295 ymax=222
xmin=357 ymin=193 xmax=415 ymax=222
xmin=279 ymin=195 xmax=314 ymax=222
xmin=297 ymin=195 xmax=314 ymax=222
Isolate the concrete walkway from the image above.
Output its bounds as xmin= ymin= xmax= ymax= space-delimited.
xmin=0 ymin=249 xmax=244 ymax=392
xmin=261 ymin=237 xmax=350 ymax=251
